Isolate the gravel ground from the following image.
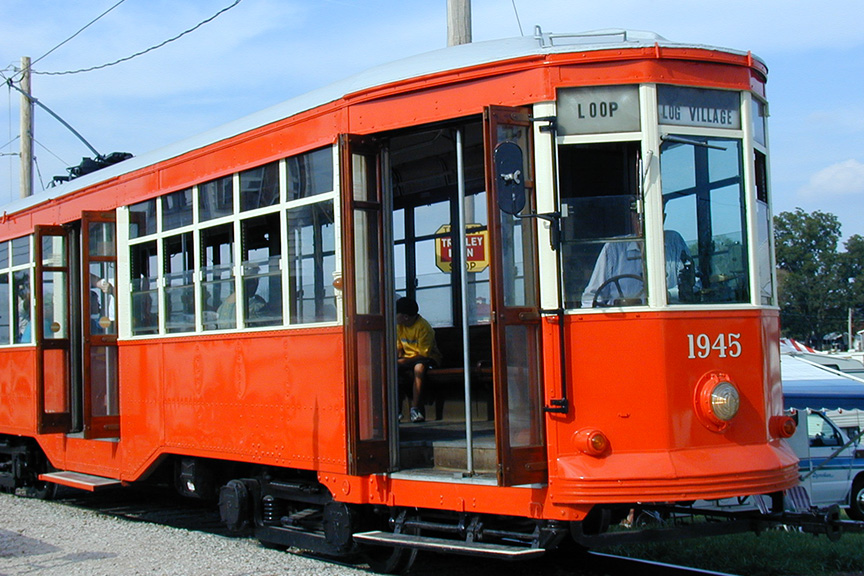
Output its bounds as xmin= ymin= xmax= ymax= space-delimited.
xmin=0 ymin=492 xmax=370 ymax=576
xmin=0 ymin=491 xmax=613 ymax=576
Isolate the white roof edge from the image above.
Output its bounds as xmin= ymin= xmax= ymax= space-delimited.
xmin=2 ymin=29 xmax=761 ymax=217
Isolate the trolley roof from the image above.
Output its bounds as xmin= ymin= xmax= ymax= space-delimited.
xmin=3 ymin=28 xmax=762 ymax=218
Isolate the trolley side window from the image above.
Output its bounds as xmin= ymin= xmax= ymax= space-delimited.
xmin=241 ymin=214 xmax=283 ymax=328
xmin=0 ymin=237 xmax=34 ymax=345
xmin=201 ymin=224 xmax=235 ymax=330
xmin=287 ymin=202 xmax=337 ymax=323
xmin=130 ymin=240 xmax=158 ymax=335
xmin=240 ymin=162 xmax=279 ymax=212
xmin=0 ymin=243 xmax=8 ymax=344
xmin=163 ymin=232 xmax=194 ymax=333
xmin=123 ymin=145 xmax=338 ymax=337
xmin=199 ymin=175 xmax=234 ymax=222
xmin=753 ymin=96 xmax=774 ymax=306
xmin=4 ymin=237 xmax=34 ymax=344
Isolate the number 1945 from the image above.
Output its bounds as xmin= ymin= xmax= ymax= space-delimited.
xmin=687 ymin=333 xmax=742 ymax=359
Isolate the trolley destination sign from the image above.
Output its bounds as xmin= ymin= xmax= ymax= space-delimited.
xmin=435 ymin=224 xmax=490 ymax=273
xmin=657 ymin=85 xmax=741 ymax=129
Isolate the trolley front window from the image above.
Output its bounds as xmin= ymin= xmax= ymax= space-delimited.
xmin=559 ymin=142 xmax=644 ymax=309
xmin=661 ymin=137 xmax=749 ymax=304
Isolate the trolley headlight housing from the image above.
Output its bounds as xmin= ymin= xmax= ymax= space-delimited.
xmin=694 ymin=372 xmax=740 ymax=432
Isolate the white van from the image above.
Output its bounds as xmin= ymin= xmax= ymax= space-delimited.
xmin=697 ymin=410 xmax=864 ymax=520
xmin=787 ymin=409 xmax=864 ymax=520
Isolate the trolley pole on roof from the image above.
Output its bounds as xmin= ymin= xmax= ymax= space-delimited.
xmin=19 ymin=56 xmax=33 ymax=199
xmin=447 ymin=0 xmax=472 ymax=46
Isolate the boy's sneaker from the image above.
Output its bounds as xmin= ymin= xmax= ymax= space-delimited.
xmin=410 ymin=408 xmax=425 ymax=423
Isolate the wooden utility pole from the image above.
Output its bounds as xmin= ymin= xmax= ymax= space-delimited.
xmin=19 ymin=56 xmax=33 ymax=199
xmin=447 ymin=0 xmax=471 ymax=46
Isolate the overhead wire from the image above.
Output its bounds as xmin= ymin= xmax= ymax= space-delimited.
xmin=33 ymin=138 xmax=69 ymax=166
xmin=25 ymin=0 xmax=128 ymax=77
xmin=35 ymin=0 xmax=244 ymax=76
xmin=1 ymin=135 xmax=20 ymax=151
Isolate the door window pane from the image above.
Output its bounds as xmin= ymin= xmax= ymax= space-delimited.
xmin=352 ymin=154 xmax=377 ymax=203
xmin=89 ymin=262 xmax=116 ymax=335
xmin=88 ymin=222 xmax=115 ymax=257
xmin=357 ymin=331 xmax=385 ymax=441
xmin=41 ymin=235 xmax=65 ymax=267
xmin=501 ymin=213 xmax=534 ymax=308
xmin=42 ymin=270 xmax=68 ymax=340
xmin=505 ymin=324 xmax=543 ymax=447
xmin=353 ymin=209 xmax=381 ymax=315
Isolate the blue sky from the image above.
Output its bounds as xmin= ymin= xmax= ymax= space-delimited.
xmin=1 ymin=0 xmax=862 ymax=241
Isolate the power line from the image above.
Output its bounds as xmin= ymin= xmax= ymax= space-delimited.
xmin=33 ymin=137 xmax=69 ymax=166
xmin=27 ymin=0 xmax=129 ymax=77
xmin=35 ymin=0 xmax=244 ymax=76
xmin=1 ymin=135 xmax=20 ymax=151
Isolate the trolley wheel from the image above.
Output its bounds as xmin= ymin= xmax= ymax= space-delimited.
xmin=846 ymin=477 xmax=864 ymax=521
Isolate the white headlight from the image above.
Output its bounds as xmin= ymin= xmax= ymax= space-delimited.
xmin=710 ymin=381 xmax=740 ymax=421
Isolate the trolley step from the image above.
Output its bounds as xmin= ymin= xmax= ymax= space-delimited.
xmin=352 ymin=530 xmax=545 ymax=559
xmin=39 ymin=471 xmax=121 ymax=491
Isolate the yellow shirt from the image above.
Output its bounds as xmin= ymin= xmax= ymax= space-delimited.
xmin=397 ymin=315 xmax=442 ymax=364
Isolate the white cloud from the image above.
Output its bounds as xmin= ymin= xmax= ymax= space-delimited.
xmin=798 ymin=159 xmax=864 ymax=199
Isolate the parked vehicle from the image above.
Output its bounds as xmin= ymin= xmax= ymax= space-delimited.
xmin=789 ymin=409 xmax=864 ymax=520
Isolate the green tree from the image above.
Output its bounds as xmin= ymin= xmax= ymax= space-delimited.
xmin=774 ymin=208 xmax=846 ymax=343
xmin=840 ymin=233 xmax=864 ymax=330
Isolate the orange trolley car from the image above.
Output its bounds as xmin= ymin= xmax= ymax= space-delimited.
xmin=0 ymin=29 xmax=799 ymax=569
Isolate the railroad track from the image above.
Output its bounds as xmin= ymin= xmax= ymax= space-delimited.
xmin=51 ymin=487 xmax=739 ymax=576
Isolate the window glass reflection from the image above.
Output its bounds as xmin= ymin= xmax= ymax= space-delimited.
xmin=287 ymin=202 xmax=336 ymax=323
xmin=661 ymin=137 xmax=749 ymax=304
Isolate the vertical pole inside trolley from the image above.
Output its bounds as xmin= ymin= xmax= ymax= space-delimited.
xmin=455 ymin=128 xmax=474 ymax=474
